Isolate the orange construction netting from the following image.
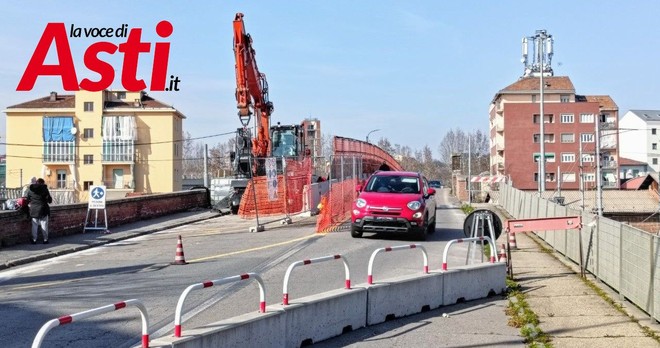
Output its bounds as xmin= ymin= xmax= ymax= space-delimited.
xmin=239 ymin=157 xmax=312 ymax=218
xmin=315 ymin=178 xmax=358 ymax=233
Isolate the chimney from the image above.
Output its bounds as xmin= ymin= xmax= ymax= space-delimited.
xmin=49 ymin=91 xmax=57 ymax=101
xmin=133 ymin=98 xmax=142 ymax=107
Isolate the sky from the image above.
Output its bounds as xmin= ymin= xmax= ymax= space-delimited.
xmin=2 ymin=1 xmax=660 ymax=158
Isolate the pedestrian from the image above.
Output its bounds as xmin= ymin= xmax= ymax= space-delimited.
xmin=26 ymin=178 xmax=52 ymax=244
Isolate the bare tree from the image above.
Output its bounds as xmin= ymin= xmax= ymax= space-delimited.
xmin=182 ymin=132 xmax=204 ymax=179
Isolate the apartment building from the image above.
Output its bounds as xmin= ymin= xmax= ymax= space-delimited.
xmin=619 ymin=110 xmax=660 ymax=173
xmin=301 ymin=118 xmax=322 ymax=173
xmin=4 ymin=90 xmax=185 ymax=203
xmin=489 ymin=76 xmax=619 ymax=191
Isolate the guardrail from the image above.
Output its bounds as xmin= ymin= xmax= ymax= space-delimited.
xmin=367 ymin=244 xmax=428 ymax=284
xmin=173 ymin=273 xmax=265 ymax=337
xmin=32 ymin=299 xmax=149 ymax=348
xmin=441 ymin=236 xmax=495 ymax=271
xmin=282 ymin=254 xmax=351 ymax=305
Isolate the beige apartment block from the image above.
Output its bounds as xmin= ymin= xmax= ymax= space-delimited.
xmin=4 ymin=90 xmax=185 ymax=203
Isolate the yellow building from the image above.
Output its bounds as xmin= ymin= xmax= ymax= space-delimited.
xmin=4 ymin=90 xmax=185 ymax=203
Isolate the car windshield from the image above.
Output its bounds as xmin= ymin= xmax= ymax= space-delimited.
xmin=365 ymin=175 xmax=419 ymax=193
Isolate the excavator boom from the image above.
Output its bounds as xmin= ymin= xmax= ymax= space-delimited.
xmin=233 ymin=12 xmax=273 ymax=157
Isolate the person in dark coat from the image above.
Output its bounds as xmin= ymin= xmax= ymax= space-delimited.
xmin=378 ymin=162 xmax=391 ymax=171
xmin=26 ymin=178 xmax=52 ymax=244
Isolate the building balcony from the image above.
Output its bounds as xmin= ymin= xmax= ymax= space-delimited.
xmin=602 ymin=160 xmax=617 ymax=169
xmin=599 ymin=121 xmax=616 ymax=130
xmin=102 ymin=140 xmax=135 ymax=163
xmin=602 ymin=181 xmax=617 ymax=189
xmin=44 ymin=178 xmax=75 ymax=190
xmin=43 ymin=141 xmax=75 ymax=163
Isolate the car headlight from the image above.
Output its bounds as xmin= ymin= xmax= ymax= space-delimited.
xmin=356 ymin=198 xmax=367 ymax=208
xmin=407 ymin=201 xmax=421 ymax=210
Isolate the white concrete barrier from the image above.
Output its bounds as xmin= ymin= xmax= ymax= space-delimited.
xmin=149 ymin=308 xmax=286 ymax=348
xmin=364 ymin=272 xmax=444 ymax=326
xmin=271 ymin=287 xmax=368 ymax=347
xmin=442 ymin=263 xmax=506 ymax=305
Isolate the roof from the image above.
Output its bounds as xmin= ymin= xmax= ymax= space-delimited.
xmin=620 ymin=176 xmax=651 ymax=190
xmin=583 ymin=95 xmax=618 ymax=110
xmin=627 ymin=110 xmax=660 ymax=121
xmin=499 ymin=76 xmax=575 ymax=93
xmin=619 ymin=157 xmax=648 ymax=166
xmin=541 ymin=189 xmax=658 ymax=214
xmin=7 ymin=92 xmax=178 ymax=111
xmin=373 ymin=171 xmax=420 ymax=177
xmin=7 ymin=94 xmax=75 ymax=108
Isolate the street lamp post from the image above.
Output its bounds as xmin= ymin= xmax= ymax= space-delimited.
xmin=366 ymin=129 xmax=380 ymax=143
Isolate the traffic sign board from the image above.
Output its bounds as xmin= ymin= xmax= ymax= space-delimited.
xmin=89 ymin=185 xmax=106 ymax=209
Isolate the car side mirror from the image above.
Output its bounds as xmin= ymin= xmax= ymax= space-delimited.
xmin=355 ymin=184 xmax=363 ymax=192
xmin=428 ymin=188 xmax=436 ymax=196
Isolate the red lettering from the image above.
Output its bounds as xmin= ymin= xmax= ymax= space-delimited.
xmin=150 ymin=21 xmax=173 ymax=91
xmin=118 ymin=28 xmax=151 ymax=91
xmin=16 ymin=23 xmax=79 ymax=91
xmin=80 ymin=42 xmax=117 ymax=92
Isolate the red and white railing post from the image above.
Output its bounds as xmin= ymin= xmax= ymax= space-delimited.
xmin=367 ymin=244 xmax=428 ymax=284
xmin=174 ymin=273 xmax=265 ymax=337
xmin=32 ymin=299 xmax=149 ymax=348
xmin=282 ymin=254 xmax=351 ymax=305
xmin=441 ymin=236 xmax=496 ymax=271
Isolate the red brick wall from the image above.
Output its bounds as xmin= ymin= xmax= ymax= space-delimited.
xmin=503 ymin=102 xmax=601 ymax=190
xmin=0 ymin=189 xmax=209 ymax=246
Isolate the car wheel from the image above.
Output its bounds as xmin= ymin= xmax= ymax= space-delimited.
xmin=351 ymin=226 xmax=363 ymax=238
xmin=427 ymin=217 xmax=436 ymax=234
xmin=416 ymin=220 xmax=428 ymax=241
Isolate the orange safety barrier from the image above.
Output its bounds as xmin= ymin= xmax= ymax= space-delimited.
xmin=333 ymin=136 xmax=402 ymax=173
xmin=316 ymin=178 xmax=358 ymax=233
xmin=239 ymin=157 xmax=312 ymax=219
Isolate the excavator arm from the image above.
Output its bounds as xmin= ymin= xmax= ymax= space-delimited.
xmin=233 ymin=12 xmax=273 ymax=158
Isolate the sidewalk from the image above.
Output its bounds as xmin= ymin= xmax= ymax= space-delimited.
xmin=487 ymin=204 xmax=660 ymax=347
xmin=0 ymin=209 xmax=222 ymax=270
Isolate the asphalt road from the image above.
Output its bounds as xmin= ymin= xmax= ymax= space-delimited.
xmin=0 ymin=188 xmax=520 ymax=347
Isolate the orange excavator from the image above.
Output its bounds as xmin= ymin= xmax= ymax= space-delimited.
xmin=224 ymin=13 xmax=305 ymax=213
xmin=233 ymin=12 xmax=273 ymax=160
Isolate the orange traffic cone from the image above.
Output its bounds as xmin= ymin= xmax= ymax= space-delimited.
xmin=508 ymin=231 xmax=518 ymax=250
xmin=498 ymin=243 xmax=507 ymax=264
xmin=171 ymin=235 xmax=188 ymax=265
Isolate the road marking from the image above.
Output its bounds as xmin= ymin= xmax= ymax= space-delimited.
xmin=8 ymin=278 xmax=82 ymax=291
xmin=188 ymin=233 xmax=323 ymax=263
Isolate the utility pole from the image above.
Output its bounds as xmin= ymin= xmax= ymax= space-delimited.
xmin=579 ymin=137 xmax=585 ymax=211
xmin=203 ymin=144 xmax=209 ymax=187
xmin=468 ymin=134 xmax=472 ymax=204
xmin=595 ymin=114 xmax=603 ymax=216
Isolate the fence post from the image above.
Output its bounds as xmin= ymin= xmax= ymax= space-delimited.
xmin=619 ymin=221 xmax=624 ymax=300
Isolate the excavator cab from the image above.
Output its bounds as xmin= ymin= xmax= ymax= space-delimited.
xmin=271 ymin=123 xmax=303 ymax=158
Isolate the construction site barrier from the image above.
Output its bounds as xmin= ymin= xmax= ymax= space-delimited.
xmin=367 ymin=244 xmax=428 ymax=284
xmin=282 ymin=254 xmax=351 ymax=305
xmin=441 ymin=236 xmax=496 ymax=271
xmin=239 ymin=157 xmax=312 ymax=219
xmin=173 ymin=273 xmax=266 ymax=337
xmin=332 ymin=136 xmax=402 ymax=172
xmin=32 ymin=299 xmax=149 ymax=348
xmin=315 ymin=178 xmax=357 ymax=233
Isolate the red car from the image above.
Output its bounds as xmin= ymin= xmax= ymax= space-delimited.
xmin=351 ymin=171 xmax=437 ymax=240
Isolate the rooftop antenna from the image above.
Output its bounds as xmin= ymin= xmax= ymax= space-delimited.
xmin=521 ymin=30 xmax=554 ymax=78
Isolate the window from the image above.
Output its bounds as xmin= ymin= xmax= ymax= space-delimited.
xmin=580 ymin=113 xmax=594 ymax=123
xmin=581 ymin=154 xmax=595 ymax=163
xmin=654 ymin=158 xmax=658 ymax=165
xmin=83 ymin=181 xmax=93 ymax=191
xmin=84 ymin=102 xmax=94 ymax=112
xmin=560 ymin=114 xmax=574 ymax=123
xmin=560 ymin=95 xmax=570 ymax=103
xmin=56 ymin=169 xmax=67 ymax=189
xmin=533 ymin=134 xmax=555 ymax=143
xmin=561 ymin=153 xmax=575 ymax=162
xmin=117 ymin=92 xmax=126 ymax=100
xmin=537 ymin=171 xmax=559 ymax=182
xmin=531 ymin=95 xmax=537 ymax=103
xmin=533 ymin=153 xmax=555 ymax=163
xmin=653 ymin=128 xmax=657 ymax=135
xmin=584 ymin=173 xmax=595 ymax=182
xmin=83 ymin=128 xmax=94 ymax=138
xmin=533 ymin=114 xmax=554 ymax=124
xmin=562 ymin=173 xmax=576 ymax=182
xmin=581 ymin=133 xmax=594 ymax=143
xmin=653 ymin=143 xmax=658 ymax=150
xmin=560 ymin=133 xmax=575 ymax=143
xmin=84 ymin=154 xmax=94 ymax=164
